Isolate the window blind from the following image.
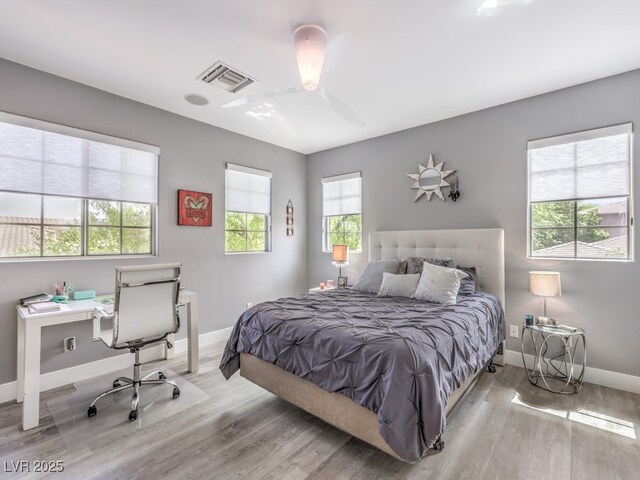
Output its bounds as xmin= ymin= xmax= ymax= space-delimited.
xmin=0 ymin=114 xmax=158 ymax=204
xmin=528 ymin=123 xmax=631 ymax=202
xmin=322 ymin=172 xmax=362 ymax=217
xmin=225 ymin=163 xmax=272 ymax=215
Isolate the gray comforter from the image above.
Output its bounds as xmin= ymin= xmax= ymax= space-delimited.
xmin=219 ymin=289 xmax=504 ymax=463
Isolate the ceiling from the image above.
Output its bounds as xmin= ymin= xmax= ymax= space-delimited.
xmin=1 ymin=1 xmax=640 ymax=155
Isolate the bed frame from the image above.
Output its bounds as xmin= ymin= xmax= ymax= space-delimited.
xmin=240 ymin=228 xmax=505 ymax=462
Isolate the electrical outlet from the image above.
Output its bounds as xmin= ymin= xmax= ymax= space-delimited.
xmin=246 ymin=303 xmax=252 ymax=310
xmin=64 ymin=336 xmax=76 ymax=352
xmin=509 ymin=325 xmax=519 ymax=338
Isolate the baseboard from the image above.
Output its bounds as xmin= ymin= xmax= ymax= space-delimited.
xmin=172 ymin=327 xmax=232 ymax=355
xmin=3 ymin=336 xmax=636 ymax=404
xmin=0 ymin=326 xmax=233 ymax=404
xmin=504 ymin=349 xmax=640 ymax=395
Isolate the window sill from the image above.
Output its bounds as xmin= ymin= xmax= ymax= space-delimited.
xmin=224 ymin=251 xmax=272 ymax=256
xmin=0 ymin=254 xmax=157 ymax=264
xmin=527 ymin=255 xmax=633 ymax=263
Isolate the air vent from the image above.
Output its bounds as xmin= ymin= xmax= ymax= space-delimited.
xmin=198 ymin=61 xmax=256 ymax=93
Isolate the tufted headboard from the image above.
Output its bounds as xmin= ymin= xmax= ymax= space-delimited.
xmin=369 ymin=228 xmax=505 ymax=308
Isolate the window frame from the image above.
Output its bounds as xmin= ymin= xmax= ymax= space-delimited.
xmin=0 ymin=111 xmax=159 ymax=261
xmin=224 ymin=211 xmax=272 ymax=254
xmin=321 ymin=172 xmax=363 ymax=253
xmin=224 ymin=163 xmax=272 ymax=254
xmin=526 ymin=124 xmax=634 ymax=261
xmin=322 ymin=213 xmax=362 ymax=253
xmin=0 ymin=193 xmax=156 ymax=260
xmin=86 ymin=199 xmax=155 ymax=256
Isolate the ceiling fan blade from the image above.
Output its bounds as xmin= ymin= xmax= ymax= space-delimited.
xmin=319 ymin=90 xmax=365 ymax=127
xmin=321 ymin=33 xmax=352 ymax=76
xmin=222 ymin=87 xmax=299 ymax=108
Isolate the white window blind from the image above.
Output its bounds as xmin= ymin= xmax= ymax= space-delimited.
xmin=528 ymin=124 xmax=631 ymax=202
xmin=322 ymin=172 xmax=362 ymax=216
xmin=0 ymin=114 xmax=158 ymax=204
xmin=225 ymin=163 xmax=272 ymax=214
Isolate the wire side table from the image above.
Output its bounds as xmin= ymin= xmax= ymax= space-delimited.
xmin=521 ymin=324 xmax=586 ymax=394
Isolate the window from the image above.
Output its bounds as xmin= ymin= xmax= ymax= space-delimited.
xmin=0 ymin=112 xmax=158 ymax=259
xmin=322 ymin=172 xmax=362 ymax=252
xmin=225 ymin=163 xmax=272 ymax=253
xmin=527 ymin=123 xmax=632 ymax=260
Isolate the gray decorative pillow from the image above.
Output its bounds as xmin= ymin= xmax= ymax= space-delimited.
xmin=457 ymin=266 xmax=476 ymax=296
xmin=406 ymin=256 xmax=456 ymax=275
xmin=377 ymin=273 xmax=420 ymax=298
xmin=414 ymin=261 xmax=468 ymax=305
xmin=397 ymin=259 xmax=408 ymax=275
xmin=352 ymin=259 xmax=402 ymax=294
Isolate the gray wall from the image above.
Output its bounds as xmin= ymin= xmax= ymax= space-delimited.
xmin=0 ymin=59 xmax=307 ymax=385
xmin=308 ymin=69 xmax=640 ymax=378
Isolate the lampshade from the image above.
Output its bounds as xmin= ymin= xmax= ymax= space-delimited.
xmin=529 ymin=271 xmax=561 ymax=297
xmin=294 ymin=24 xmax=327 ymax=91
xmin=332 ymin=244 xmax=348 ymax=265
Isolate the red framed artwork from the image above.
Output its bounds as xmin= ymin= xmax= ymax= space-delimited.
xmin=178 ymin=189 xmax=212 ymax=226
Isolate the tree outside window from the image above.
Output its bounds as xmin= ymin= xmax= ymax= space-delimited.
xmin=0 ymin=193 xmax=153 ymax=258
xmin=225 ymin=212 xmax=269 ymax=252
xmin=324 ymin=214 xmax=361 ymax=252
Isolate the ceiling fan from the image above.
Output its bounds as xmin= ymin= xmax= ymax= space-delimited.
xmin=222 ymin=24 xmax=364 ymax=127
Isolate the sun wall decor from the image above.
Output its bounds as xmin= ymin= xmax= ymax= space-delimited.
xmin=406 ymin=154 xmax=456 ymax=201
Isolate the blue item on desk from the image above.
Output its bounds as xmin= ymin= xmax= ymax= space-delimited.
xmin=73 ymin=290 xmax=96 ymax=300
xmin=51 ymin=295 xmax=69 ymax=303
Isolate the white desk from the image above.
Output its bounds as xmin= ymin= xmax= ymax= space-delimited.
xmin=16 ymin=289 xmax=199 ymax=430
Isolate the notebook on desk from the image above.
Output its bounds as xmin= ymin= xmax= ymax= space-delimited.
xmin=27 ymin=302 xmax=70 ymax=314
xmin=20 ymin=293 xmax=52 ymax=306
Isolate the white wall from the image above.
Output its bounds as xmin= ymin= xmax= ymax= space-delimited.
xmin=307 ymin=69 xmax=640 ymax=378
xmin=0 ymin=59 xmax=308 ymax=384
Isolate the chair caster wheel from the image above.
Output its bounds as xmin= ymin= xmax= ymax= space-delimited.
xmin=87 ymin=405 xmax=97 ymax=417
xmin=158 ymin=372 xmax=166 ymax=380
xmin=129 ymin=410 xmax=138 ymax=421
xmin=172 ymin=387 xmax=180 ymax=399
xmin=434 ymin=440 xmax=445 ymax=450
xmin=487 ymin=364 xmax=497 ymax=373
xmin=113 ymin=381 xmax=121 ymax=388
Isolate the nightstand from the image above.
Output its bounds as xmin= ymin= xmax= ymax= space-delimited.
xmin=308 ymin=286 xmax=336 ymax=294
xmin=521 ymin=323 xmax=586 ymax=394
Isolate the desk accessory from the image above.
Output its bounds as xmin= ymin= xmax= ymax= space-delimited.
xmin=20 ymin=293 xmax=51 ymax=306
xmin=51 ymin=295 xmax=69 ymax=303
xmin=55 ymin=282 xmax=73 ymax=297
xmin=28 ymin=302 xmax=61 ymax=314
xmin=73 ymin=290 xmax=96 ymax=300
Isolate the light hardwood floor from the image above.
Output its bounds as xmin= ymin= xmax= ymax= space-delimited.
xmin=1 ymin=342 xmax=639 ymax=480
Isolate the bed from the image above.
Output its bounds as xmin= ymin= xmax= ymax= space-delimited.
xmin=220 ymin=228 xmax=505 ymax=463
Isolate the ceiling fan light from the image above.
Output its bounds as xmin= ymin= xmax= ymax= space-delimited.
xmin=479 ymin=0 xmax=498 ymax=10
xmin=294 ymin=24 xmax=327 ymax=91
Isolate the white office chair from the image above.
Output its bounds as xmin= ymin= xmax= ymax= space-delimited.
xmin=88 ymin=263 xmax=182 ymax=421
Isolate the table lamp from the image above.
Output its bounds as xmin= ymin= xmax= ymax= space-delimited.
xmin=529 ymin=271 xmax=561 ymax=324
xmin=332 ymin=244 xmax=349 ymax=285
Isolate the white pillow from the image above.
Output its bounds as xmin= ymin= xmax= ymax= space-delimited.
xmin=414 ymin=261 xmax=468 ymax=305
xmin=377 ymin=273 xmax=420 ymax=298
